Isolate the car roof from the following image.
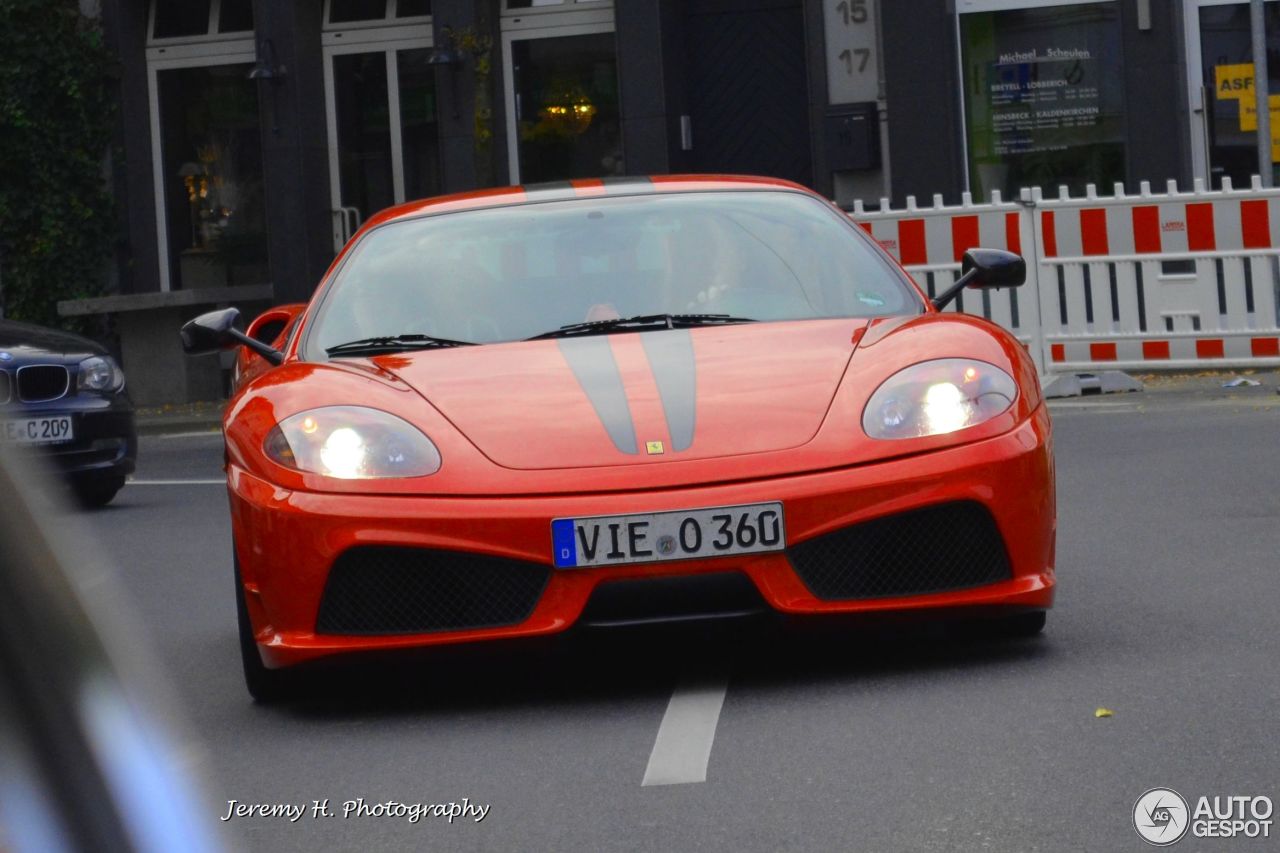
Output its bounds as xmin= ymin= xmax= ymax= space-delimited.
xmin=360 ymin=175 xmax=820 ymax=231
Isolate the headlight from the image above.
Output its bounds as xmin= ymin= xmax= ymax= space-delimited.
xmin=264 ymin=406 xmax=442 ymax=479
xmin=77 ymin=356 xmax=125 ymax=392
xmin=863 ymin=359 xmax=1018 ymax=440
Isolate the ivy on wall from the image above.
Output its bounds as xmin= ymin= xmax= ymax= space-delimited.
xmin=0 ymin=0 xmax=115 ymax=329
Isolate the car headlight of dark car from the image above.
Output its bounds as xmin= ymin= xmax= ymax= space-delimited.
xmin=76 ymin=355 xmax=125 ymax=393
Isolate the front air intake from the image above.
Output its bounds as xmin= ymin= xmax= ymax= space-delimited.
xmin=786 ymin=501 xmax=1012 ymax=601
xmin=316 ymin=546 xmax=550 ymax=635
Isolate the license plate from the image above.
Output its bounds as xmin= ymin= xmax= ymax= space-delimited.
xmin=0 ymin=415 xmax=74 ymax=445
xmin=552 ymin=502 xmax=785 ymax=568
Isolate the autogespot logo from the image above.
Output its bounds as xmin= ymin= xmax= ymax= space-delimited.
xmin=1134 ymin=788 xmax=1190 ymax=846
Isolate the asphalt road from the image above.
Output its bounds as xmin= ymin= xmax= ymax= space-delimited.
xmin=78 ymin=387 xmax=1280 ymax=852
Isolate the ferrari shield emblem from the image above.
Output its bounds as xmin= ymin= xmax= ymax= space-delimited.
xmin=646 ymin=440 xmax=665 ymax=455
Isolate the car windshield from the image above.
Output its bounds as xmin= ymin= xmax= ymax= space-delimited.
xmin=306 ymin=190 xmax=921 ymax=357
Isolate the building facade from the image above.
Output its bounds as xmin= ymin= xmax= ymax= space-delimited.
xmin=97 ymin=0 xmax=1280 ymax=305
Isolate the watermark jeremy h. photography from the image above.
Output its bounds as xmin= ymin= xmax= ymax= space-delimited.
xmin=220 ymin=797 xmax=491 ymax=825
xmin=1133 ymin=787 xmax=1272 ymax=846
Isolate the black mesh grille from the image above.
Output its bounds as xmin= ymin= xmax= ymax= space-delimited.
xmin=17 ymin=365 xmax=69 ymax=402
xmin=786 ymin=502 xmax=1011 ymax=601
xmin=316 ymin=547 xmax=550 ymax=635
xmin=0 ymin=371 xmax=10 ymax=403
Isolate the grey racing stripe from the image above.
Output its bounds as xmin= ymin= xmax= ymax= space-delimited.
xmin=641 ymin=330 xmax=697 ymax=451
xmin=600 ymin=176 xmax=655 ymax=194
xmin=558 ymin=337 xmax=639 ymax=454
xmin=521 ymin=180 xmax=575 ymax=202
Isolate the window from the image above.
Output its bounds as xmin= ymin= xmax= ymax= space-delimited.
xmin=959 ymin=1 xmax=1126 ymax=199
xmin=329 ymin=0 xmax=388 ymax=23
xmin=1198 ymin=3 xmax=1280 ymax=189
xmin=156 ymin=64 xmax=269 ymax=290
xmin=152 ymin=0 xmax=210 ymax=39
xmin=506 ymin=0 xmax=606 ymax=9
xmin=218 ymin=0 xmax=253 ymax=33
xmin=325 ymin=0 xmax=431 ymax=27
xmin=150 ymin=0 xmax=253 ymax=42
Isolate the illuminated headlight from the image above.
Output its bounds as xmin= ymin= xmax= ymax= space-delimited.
xmin=264 ymin=406 xmax=442 ymax=479
xmin=862 ymin=359 xmax=1018 ymax=440
xmin=77 ymin=355 xmax=125 ymax=392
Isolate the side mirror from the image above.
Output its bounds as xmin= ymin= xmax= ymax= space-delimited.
xmin=961 ymin=248 xmax=1025 ymax=289
xmin=180 ymin=308 xmax=284 ymax=365
xmin=932 ymin=248 xmax=1025 ymax=310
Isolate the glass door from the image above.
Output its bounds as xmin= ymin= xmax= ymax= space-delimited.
xmin=155 ymin=63 xmax=269 ymax=291
xmin=323 ymin=36 xmax=441 ymax=250
xmin=1190 ymin=1 xmax=1280 ymax=189
xmin=500 ymin=9 xmax=621 ymax=184
xmin=146 ymin=2 xmax=264 ymax=291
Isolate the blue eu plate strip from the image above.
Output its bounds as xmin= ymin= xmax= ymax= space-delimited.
xmin=551 ymin=519 xmax=578 ymax=568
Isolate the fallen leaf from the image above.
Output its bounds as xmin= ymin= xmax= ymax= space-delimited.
xmin=1095 ymin=707 xmax=1114 ymax=718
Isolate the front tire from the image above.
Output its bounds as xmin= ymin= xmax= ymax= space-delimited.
xmin=235 ymin=556 xmax=297 ymax=703
xmin=999 ymin=610 xmax=1047 ymax=637
xmin=954 ymin=610 xmax=1047 ymax=640
xmin=72 ymin=473 xmax=125 ymax=508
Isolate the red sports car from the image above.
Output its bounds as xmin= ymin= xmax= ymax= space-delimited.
xmin=182 ymin=176 xmax=1055 ymax=702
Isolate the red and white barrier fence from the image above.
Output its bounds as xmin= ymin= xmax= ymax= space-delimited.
xmin=851 ymin=190 xmax=1045 ymax=372
xmin=849 ymin=176 xmax=1280 ymax=377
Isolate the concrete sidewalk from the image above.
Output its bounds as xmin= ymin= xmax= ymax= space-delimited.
xmin=1046 ymin=367 xmax=1280 ymax=413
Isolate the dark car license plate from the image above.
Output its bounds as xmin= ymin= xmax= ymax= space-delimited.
xmin=0 ymin=415 xmax=74 ymax=445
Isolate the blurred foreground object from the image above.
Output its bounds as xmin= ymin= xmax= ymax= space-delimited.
xmin=0 ymin=448 xmax=224 ymax=852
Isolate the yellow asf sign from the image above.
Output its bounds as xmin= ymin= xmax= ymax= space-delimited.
xmin=1215 ymin=63 xmax=1280 ymax=161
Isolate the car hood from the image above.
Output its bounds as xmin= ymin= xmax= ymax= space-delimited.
xmin=0 ymin=319 xmax=106 ymax=361
xmin=375 ymin=319 xmax=867 ymax=470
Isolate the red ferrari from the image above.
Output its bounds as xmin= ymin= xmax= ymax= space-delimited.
xmin=182 ymin=176 xmax=1055 ymax=701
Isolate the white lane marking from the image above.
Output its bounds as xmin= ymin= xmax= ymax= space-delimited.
xmin=127 ymin=479 xmax=225 ymax=485
xmin=154 ymin=430 xmax=222 ymax=440
xmin=642 ymin=674 xmax=729 ymax=787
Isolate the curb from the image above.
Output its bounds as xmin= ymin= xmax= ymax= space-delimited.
xmin=134 ymin=403 xmax=225 ymax=437
xmin=135 ymin=417 xmax=222 ymax=437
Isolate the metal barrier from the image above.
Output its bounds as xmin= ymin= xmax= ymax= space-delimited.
xmin=849 ymin=176 xmax=1280 ymax=377
xmin=851 ymin=191 xmax=1045 ymax=374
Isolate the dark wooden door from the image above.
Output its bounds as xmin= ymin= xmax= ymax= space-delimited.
xmin=683 ymin=0 xmax=812 ymax=187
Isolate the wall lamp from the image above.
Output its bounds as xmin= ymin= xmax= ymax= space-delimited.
xmin=248 ymin=39 xmax=287 ymax=135
xmin=426 ymin=46 xmax=466 ymax=67
xmin=427 ymin=33 xmax=467 ymax=119
xmin=249 ymin=38 xmax=286 ymax=82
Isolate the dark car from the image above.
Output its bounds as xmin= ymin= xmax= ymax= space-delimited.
xmin=0 ymin=319 xmax=136 ymax=506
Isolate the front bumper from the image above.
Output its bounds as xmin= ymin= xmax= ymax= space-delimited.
xmin=231 ymin=406 xmax=1055 ymax=669
xmin=2 ymin=394 xmax=136 ymax=479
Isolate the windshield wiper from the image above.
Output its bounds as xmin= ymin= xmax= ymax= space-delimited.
xmin=527 ymin=313 xmax=756 ymax=341
xmin=325 ymin=334 xmax=476 ymax=357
